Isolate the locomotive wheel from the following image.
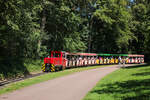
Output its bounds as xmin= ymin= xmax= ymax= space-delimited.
xmin=55 ymin=66 xmax=63 ymax=71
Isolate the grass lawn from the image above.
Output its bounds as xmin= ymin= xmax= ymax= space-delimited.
xmin=83 ymin=64 xmax=150 ymax=100
xmin=0 ymin=65 xmax=111 ymax=95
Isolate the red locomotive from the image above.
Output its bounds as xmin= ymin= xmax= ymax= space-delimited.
xmin=42 ymin=51 xmax=67 ymax=72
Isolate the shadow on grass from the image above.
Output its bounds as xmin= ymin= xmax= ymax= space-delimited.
xmin=132 ymin=72 xmax=150 ymax=76
xmin=125 ymin=63 xmax=149 ymax=69
xmin=90 ymin=79 xmax=150 ymax=100
xmin=123 ymin=93 xmax=150 ymax=100
xmin=126 ymin=64 xmax=150 ymax=76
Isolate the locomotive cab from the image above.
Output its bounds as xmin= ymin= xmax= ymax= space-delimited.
xmin=42 ymin=51 xmax=67 ymax=72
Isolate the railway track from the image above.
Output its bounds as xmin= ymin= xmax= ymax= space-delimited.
xmin=0 ymin=72 xmax=46 ymax=88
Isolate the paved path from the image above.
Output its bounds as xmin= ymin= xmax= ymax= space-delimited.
xmin=0 ymin=64 xmax=139 ymax=100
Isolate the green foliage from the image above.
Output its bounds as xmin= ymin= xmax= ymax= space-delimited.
xmin=0 ymin=0 xmax=42 ymax=58
xmin=0 ymin=0 xmax=149 ymax=57
xmin=129 ymin=2 xmax=150 ymax=56
xmin=91 ymin=0 xmax=133 ymax=53
xmin=0 ymin=59 xmax=42 ymax=80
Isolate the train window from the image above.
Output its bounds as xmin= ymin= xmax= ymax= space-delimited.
xmin=67 ymin=55 xmax=71 ymax=60
xmin=62 ymin=53 xmax=66 ymax=58
xmin=53 ymin=53 xmax=61 ymax=57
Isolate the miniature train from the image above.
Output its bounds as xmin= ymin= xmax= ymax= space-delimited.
xmin=42 ymin=51 xmax=144 ymax=72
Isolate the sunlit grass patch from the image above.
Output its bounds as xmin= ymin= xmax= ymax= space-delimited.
xmin=83 ymin=64 xmax=150 ymax=100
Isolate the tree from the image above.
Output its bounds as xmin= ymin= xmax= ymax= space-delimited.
xmin=0 ymin=0 xmax=43 ymax=59
xmin=90 ymin=0 xmax=133 ymax=53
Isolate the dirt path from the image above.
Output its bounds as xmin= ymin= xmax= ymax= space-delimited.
xmin=0 ymin=64 xmax=139 ymax=100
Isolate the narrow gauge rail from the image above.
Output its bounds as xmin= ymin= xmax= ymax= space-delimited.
xmin=42 ymin=51 xmax=144 ymax=72
xmin=0 ymin=72 xmax=46 ymax=88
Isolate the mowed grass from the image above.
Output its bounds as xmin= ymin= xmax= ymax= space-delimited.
xmin=0 ymin=65 xmax=111 ymax=95
xmin=83 ymin=64 xmax=150 ymax=100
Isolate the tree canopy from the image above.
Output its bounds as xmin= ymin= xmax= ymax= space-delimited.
xmin=0 ymin=0 xmax=150 ymax=61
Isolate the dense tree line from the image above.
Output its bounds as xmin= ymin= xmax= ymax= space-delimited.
xmin=0 ymin=0 xmax=150 ymax=61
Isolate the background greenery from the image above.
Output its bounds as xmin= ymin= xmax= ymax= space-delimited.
xmin=0 ymin=59 xmax=43 ymax=80
xmin=0 ymin=0 xmax=150 ymax=79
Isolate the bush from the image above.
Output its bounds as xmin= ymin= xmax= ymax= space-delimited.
xmin=0 ymin=58 xmax=43 ymax=80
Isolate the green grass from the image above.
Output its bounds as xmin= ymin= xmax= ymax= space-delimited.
xmin=0 ymin=65 xmax=111 ymax=95
xmin=83 ymin=64 xmax=150 ymax=100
